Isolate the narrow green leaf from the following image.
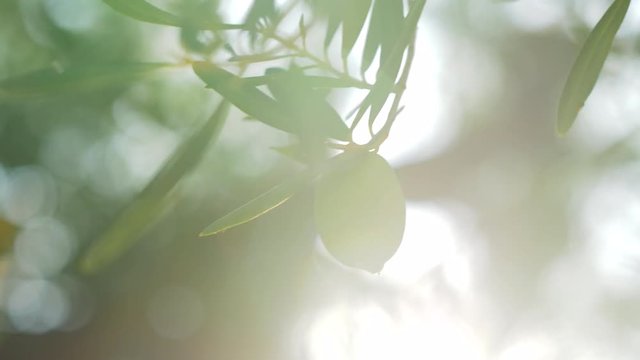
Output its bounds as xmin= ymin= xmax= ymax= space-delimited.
xmin=244 ymin=0 xmax=276 ymax=28
xmin=103 ymin=0 xmax=181 ymax=26
xmin=355 ymin=0 xmax=425 ymax=124
xmin=264 ymin=67 xmax=350 ymax=141
xmin=361 ymin=0 xmax=404 ymax=75
xmin=0 ymin=63 xmax=171 ymax=101
xmin=244 ymin=74 xmax=367 ymax=89
xmin=192 ymin=62 xmax=350 ymax=141
xmin=557 ymin=0 xmax=630 ymax=135
xmin=324 ymin=13 xmax=343 ymax=50
xmin=314 ymin=0 xmax=345 ymax=50
xmin=377 ymin=0 xmax=405 ymax=77
xmin=103 ymin=0 xmax=242 ymax=30
xmin=199 ymin=171 xmax=311 ymax=236
xmin=78 ymin=101 xmax=230 ymax=274
xmin=299 ymin=14 xmax=307 ymax=47
xmin=342 ymin=0 xmax=372 ymax=57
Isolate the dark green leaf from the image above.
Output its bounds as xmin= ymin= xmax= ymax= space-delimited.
xmin=244 ymin=0 xmax=276 ymax=28
xmin=78 ymin=101 xmax=230 ymax=274
xmin=324 ymin=11 xmax=343 ymax=50
xmin=0 ymin=63 xmax=171 ymax=101
xmin=192 ymin=62 xmax=350 ymax=141
xmin=342 ymin=0 xmax=372 ymax=57
xmin=557 ymin=0 xmax=630 ymax=135
xmin=310 ymin=0 xmax=345 ymax=50
xmin=362 ymin=0 xmax=404 ymax=75
xmin=200 ymin=171 xmax=311 ymax=236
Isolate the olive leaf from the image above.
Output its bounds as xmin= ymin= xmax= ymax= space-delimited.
xmin=103 ymin=0 xmax=180 ymax=26
xmin=355 ymin=0 xmax=425 ymax=125
xmin=0 ymin=63 xmax=171 ymax=101
xmin=78 ymin=101 xmax=230 ymax=274
xmin=264 ymin=67 xmax=350 ymax=142
xmin=244 ymin=0 xmax=277 ymax=42
xmin=244 ymin=74 xmax=367 ymax=90
xmin=557 ymin=0 xmax=630 ymax=135
xmin=319 ymin=0 xmax=344 ymax=50
xmin=200 ymin=171 xmax=312 ymax=236
xmin=103 ymin=0 xmax=241 ymax=30
xmin=192 ymin=62 xmax=350 ymax=141
xmin=361 ymin=0 xmax=404 ymax=73
xmin=341 ymin=0 xmax=372 ymax=58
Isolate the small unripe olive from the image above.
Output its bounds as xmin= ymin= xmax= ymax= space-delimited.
xmin=314 ymin=152 xmax=406 ymax=273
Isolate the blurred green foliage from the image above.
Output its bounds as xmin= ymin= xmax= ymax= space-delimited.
xmin=0 ymin=0 xmax=639 ymax=359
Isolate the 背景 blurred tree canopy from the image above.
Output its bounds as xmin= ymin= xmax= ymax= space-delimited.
xmin=1 ymin=0 xmax=640 ymax=359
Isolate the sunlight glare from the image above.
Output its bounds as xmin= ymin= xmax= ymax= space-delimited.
xmin=382 ymin=202 xmax=473 ymax=294
xmin=306 ymin=302 xmax=486 ymax=360
xmin=382 ymin=202 xmax=457 ymax=284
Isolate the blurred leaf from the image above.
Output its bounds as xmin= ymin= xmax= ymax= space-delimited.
xmin=0 ymin=218 xmax=17 ymax=256
xmin=341 ymin=0 xmax=372 ymax=57
xmin=103 ymin=0 xmax=241 ymax=30
xmin=314 ymin=151 xmax=405 ymax=273
xmin=244 ymin=0 xmax=276 ymax=40
xmin=299 ymin=14 xmax=307 ymax=47
xmin=271 ymin=142 xmax=308 ymax=163
xmin=0 ymin=63 xmax=171 ymax=101
xmin=355 ymin=0 xmax=424 ymax=124
xmin=368 ymin=0 xmax=404 ymax=75
xmin=103 ymin=0 xmax=182 ymax=26
xmin=79 ymin=101 xmax=230 ymax=274
xmin=193 ymin=62 xmax=349 ymax=140
xmin=557 ymin=0 xmax=630 ymax=135
xmin=264 ymin=67 xmax=350 ymax=142
xmin=200 ymin=171 xmax=312 ymax=236
xmin=244 ymin=74 xmax=367 ymax=89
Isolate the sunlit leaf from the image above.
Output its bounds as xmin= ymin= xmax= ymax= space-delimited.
xmin=0 ymin=218 xmax=17 ymax=256
xmin=193 ymin=62 xmax=350 ymax=141
xmin=341 ymin=0 xmax=372 ymax=57
xmin=244 ymin=74 xmax=366 ymax=89
xmin=355 ymin=0 xmax=425 ymax=125
xmin=314 ymin=151 xmax=405 ymax=273
xmin=264 ymin=67 xmax=350 ymax=142
xmin=557 ymin=0 xmax=630 ymax=135
xmin=78 ymin=101 xmax=230 ymax=274
xmin=0 ymin=63 xmax=171 ymax=101
xmin=200 ymin=171 xmax=312 ymax=236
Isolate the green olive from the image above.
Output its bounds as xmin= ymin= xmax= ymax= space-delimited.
xmin=314 ymin=152 xmax=406 ymax=273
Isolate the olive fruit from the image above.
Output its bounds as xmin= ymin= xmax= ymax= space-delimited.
xmin=314 ymin=151 xmax=406 ymax=273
